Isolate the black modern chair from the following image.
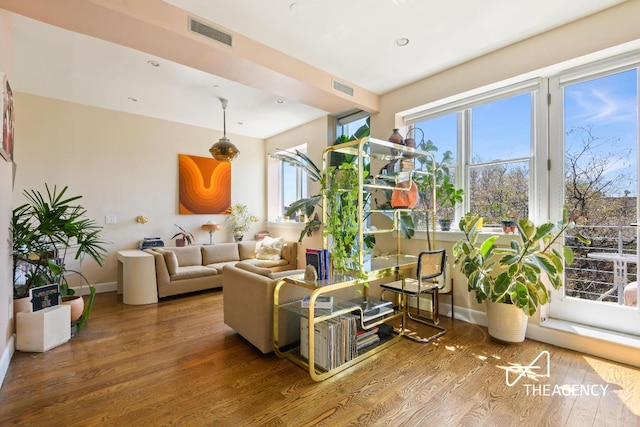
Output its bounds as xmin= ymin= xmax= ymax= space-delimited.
xmin=380 ymin=248 xmax=447 ymax=342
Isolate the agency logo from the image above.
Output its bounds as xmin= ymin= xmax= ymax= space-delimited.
xmin=504 ymin=350 xmax=609 ymax=397
xmin=506 ymin=350 xmax=550 ymax=386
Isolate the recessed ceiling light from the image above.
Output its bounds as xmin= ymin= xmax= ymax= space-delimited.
xmin=127 ymin=97 xmax=138 ymax=102
xmin=147 ymin=60 xmax=160 ymax=67
xmin=213 ymin=84 xmax=220 ymax=88
xmin=237 ymin=122 xmax=244 ymax=125
xmin=277 ymin=99 xmax=285 ymax=104
xmin=290 ymin=2 xmax=299 ymax=11
xmin=395 ymin=38 xmax=410 ymax=47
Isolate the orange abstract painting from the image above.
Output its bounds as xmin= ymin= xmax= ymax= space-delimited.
xmin=178 ymin=154 xmax=231 ymax=214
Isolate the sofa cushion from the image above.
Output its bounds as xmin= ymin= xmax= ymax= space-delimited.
xmin=171 ymin=265 xmax=218 ymax=280
xmin=235 ymin=262 xmax=273 ymax=277
xmin=162 ymin=246 xmax=202 ymax=267
xmin=255 ymin=236 xmax=284 ymax=261
xmin=241 ymin=258 xmax=289 ymax=268
xmin=237 ymin=241 xmax=257 ymax=260
xmin=202 ymin=243 xmax=240 ymax=265
xmin=162 ymin=250 xmax=179 ymax=275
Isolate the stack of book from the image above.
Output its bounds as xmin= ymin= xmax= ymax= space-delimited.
xmin=305 ymin=249 xmax=330 ymax=279
xmin=300 ymin=295 xmax=334 ymax=310
xmin=355 ymin=326 xmax=380 ymax=352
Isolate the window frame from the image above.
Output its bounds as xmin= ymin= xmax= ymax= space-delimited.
xmin=406 ymin=81 xmax=541 ymax=228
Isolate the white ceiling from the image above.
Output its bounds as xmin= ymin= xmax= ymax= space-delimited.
xmin=8 ymin=0 xmax=626 ymax=139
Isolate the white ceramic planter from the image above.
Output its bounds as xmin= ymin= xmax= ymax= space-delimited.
xmin=485 ymin=300 xmax=528 ymax=343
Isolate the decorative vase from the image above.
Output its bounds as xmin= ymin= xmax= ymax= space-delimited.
xmin=175 ymin=238 xmax=186 ymax=247
xmin=234 ymin=233 xmax=244 ymax=242
xmin=391 ymin=180 xmax=419 ymax=208
xmin=485 ymin=300 xmax=528 ymax=343
xmin=61 ymin=295 xmax=85 ymax=323
xmin=388 ymin=128 xmax=404 ymax=145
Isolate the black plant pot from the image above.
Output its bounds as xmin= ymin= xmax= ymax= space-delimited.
xmin=439 ymin=219 xmax=452 ymax=231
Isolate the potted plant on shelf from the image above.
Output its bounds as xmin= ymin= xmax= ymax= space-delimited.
xmin=11 ymin=184 xmax=108 ymax=333
xmin=413 ymin=139 xmax=464 ymax=236
xmin=171 ymin=224 xmax=195 ymax=247
xmin=452 ymin=209 xmax=589 ymax=343
xmin=436 ymin=174 xmax=464 ymax=231
xmin=225 ymin=204 xmax=258 ymax=241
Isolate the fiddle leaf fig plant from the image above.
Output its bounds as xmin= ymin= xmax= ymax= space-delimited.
xmin=453 ymin=209 xmax=590 ymax=316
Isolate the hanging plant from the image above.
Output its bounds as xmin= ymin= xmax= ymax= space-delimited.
xmin=324 ymin=162 xmax=368 ymax=282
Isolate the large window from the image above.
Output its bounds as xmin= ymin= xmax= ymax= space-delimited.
xmin=276 ymin=145 xmax=308 ymax=220
xmin=409 ymin=85 xmax=536 ymax=227
xmin=548 ymin=58 xmax=640 ymax=334
xmin=468 ymin=93 xmax=532 ymax=224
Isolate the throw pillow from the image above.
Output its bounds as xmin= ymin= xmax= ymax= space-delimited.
xmin=255 ymin=236 xmax=284 ymax=261
xmin=163 ymin=250 xmax=179 ymax=275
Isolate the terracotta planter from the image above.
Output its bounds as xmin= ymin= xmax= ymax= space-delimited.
xmin=175 ymin=238 xmax=186 ymax=247
xmin=485 ymin=300 xmax=528 ymax=343
xmin=61 ymin=295 xmax=85 ymax=323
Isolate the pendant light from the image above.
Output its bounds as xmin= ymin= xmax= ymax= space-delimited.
xmin=209 ymin=97 xmax=240 ymax=161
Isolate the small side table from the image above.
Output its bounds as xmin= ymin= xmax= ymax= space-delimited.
xmin=117 ymin=250 xmax=158 ymax=305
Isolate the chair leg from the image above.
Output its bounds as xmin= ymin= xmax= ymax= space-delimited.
xmin=404 ymin=293 xmax=446 ymax=343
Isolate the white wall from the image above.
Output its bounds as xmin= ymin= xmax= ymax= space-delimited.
xmin=265 ymin=116 xmax=330 ymax=266
xmin=0 ymin=8 xmax=14 ymax=388
xmin=12 ymin=93 xmax=266 ymax=286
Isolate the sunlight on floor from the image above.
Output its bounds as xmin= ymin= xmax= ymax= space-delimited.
xmin=583 ymin=355 xmax=640 ymax=416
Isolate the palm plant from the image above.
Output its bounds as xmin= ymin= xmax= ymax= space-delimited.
xmin=12 ymin=184 xmax=109 ymax=331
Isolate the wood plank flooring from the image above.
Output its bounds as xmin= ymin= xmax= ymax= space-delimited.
xmin=1 ymin=290 xmax=639 ymax=426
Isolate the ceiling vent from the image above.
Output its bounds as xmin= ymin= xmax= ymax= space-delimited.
xmin=332 ymin=80 xmax=354 ymax=97
xmin=189 ymin=17 xmax=233 ymax=47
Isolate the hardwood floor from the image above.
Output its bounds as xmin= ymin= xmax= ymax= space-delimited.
xmin=1 ymin=290 xmax=639 ymax=427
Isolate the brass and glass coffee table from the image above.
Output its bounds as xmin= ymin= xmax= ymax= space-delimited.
xmin=273 ymin=254 xmax=417 ymax=381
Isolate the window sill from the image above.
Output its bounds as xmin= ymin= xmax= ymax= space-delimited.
xmin=267 ymin=221 xmax=305 ymax=229
xmin=539 ymin=318 xmax=640 ymax=350
xmin=404 ymin=228 xmax=521 ymax=243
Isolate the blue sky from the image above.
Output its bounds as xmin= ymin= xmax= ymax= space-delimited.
xmin=415 ymin=69 xmax=638 ymax=197
xmin=564 ymin=68 xmax=638 ymax=197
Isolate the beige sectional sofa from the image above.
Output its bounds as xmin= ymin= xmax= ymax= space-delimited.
xmin=223 ymin=262 xmax=307 ymax=353
xmin=145 ymin=240 xmax=298 ymax=298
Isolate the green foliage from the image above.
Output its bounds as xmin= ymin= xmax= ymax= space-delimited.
xmin=170 ymin=224 xmax=195 ymax=244
xmin=11 ymin=184 xmax=108 ymax=316
xmin=413 ymin=138 xmax=464 ymax=220
xmin=225 ymin=204 xmax=258 ymax=235
xmin=452 ymin=209 xmax=590 ymax=316
xmin=324 ymin=162 xmax=368 ymax=282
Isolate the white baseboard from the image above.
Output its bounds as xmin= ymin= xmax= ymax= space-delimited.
xmin=438 ymin=303 xmax=640 ymax=368
xmin=0 ymin=334 xmax=15 ymax=390
xmin=70 ymin=281 xmax=117 ymax=295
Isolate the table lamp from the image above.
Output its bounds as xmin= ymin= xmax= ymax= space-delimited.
xmin=201 ymin=222 xmax=221 ymax=245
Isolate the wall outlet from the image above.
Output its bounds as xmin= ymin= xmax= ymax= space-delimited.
xmin=105 ymin=215 xmax=117 ymax=224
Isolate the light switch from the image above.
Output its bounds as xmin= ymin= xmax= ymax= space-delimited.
xmin=105 ymin=215 xmax=117 ymax=224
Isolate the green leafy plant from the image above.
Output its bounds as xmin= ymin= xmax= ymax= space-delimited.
xmin=323 ymin=162 xmax=369 ymax=281
xmin=408 ymin=136 xmax=464 ymax=239
xmin=170 ymin=224 xmax=195 ymax=245
xmin=452 ymin=209 xmax=590 ymax=316
xmin=269 ymin=149 xmax=323 ymax=241
xmin=225 ymin=204 xmax=258 ymax=236
xmin=11 ymin=184 xmax=108 ymax=331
